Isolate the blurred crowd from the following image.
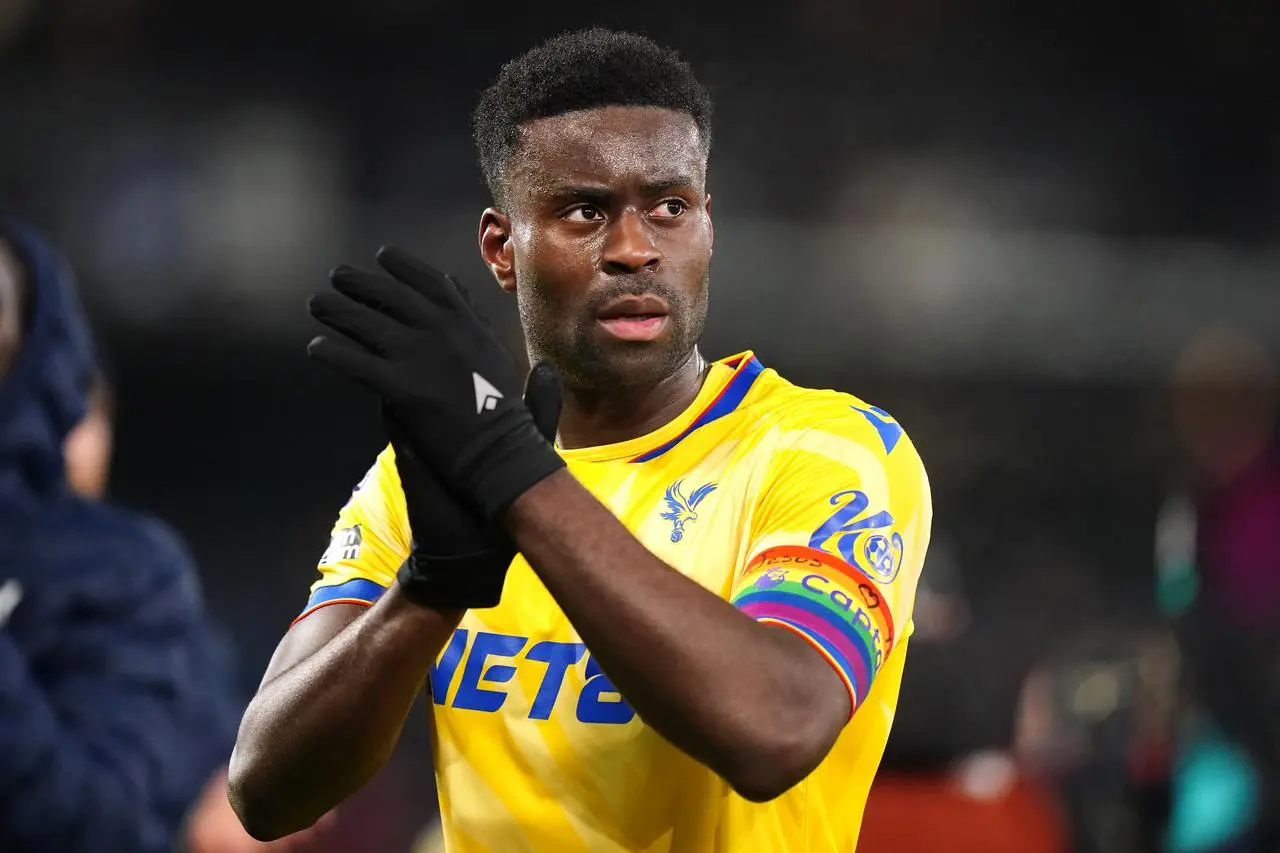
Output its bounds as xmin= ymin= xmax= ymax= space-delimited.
xmin=859 ymin=323 xmax=1280 ymax=853
xmin=3 ymin=1 xmax=1279 ymax=851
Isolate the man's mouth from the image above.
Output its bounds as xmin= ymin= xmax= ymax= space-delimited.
xmin=595 ymin=295 xmax=671 ymax=342
xmin=597 ymin=315 xmax=669 ymax=341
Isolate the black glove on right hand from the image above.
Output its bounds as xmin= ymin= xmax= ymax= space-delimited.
xmin=308 ymin=248 xmax=565 ymax=521
xmin=392 ymin=361 xmax=562 ymax=610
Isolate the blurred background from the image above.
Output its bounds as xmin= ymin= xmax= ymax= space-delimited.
xmin=3 ymin=0 xmax=1278 ymax=850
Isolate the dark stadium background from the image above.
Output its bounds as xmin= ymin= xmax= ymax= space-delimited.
xmin=3 ymin=1 xmax=1278 ymax=850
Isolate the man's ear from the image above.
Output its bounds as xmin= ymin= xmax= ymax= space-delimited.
xmin=705 ymin=193 xmax=714 ymax=257
xmin=479 ymin=208 xmax=516 ymax=293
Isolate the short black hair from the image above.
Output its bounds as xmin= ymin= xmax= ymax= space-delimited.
xmin=473 ymin=28 xmax=714 ymax=207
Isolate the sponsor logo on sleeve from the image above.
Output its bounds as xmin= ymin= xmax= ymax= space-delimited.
xmin=809 ymin=490 xmax=904 ymax=583
xmin=320 ymin=524 xmax=363 ymax=565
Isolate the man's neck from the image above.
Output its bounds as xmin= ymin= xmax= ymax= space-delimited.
xmin=555 ymin=349 xmax=709 ymax=451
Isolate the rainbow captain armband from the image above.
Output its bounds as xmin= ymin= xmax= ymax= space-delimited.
xmin=731 ymin=545 xmax=895 ymax=718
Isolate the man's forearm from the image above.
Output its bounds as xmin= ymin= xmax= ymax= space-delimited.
xmin=505 ymin=470 xmax=849 ymax=801
xmin=228 ymin=588 xmax=459 ymax=839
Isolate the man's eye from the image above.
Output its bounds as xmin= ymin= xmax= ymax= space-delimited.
xmin=650 ymin=199 xmax=688 ymax=219
xmin=563 ymin=205 xmax=604 ymax=223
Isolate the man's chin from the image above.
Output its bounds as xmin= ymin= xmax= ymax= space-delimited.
xmin=567 ymin=338 xmax=687 ymax=390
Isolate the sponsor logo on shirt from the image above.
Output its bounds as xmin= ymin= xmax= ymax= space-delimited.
xmin=430 ymin=629 xmax=635 ymax=725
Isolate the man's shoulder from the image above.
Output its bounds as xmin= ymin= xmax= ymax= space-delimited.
xmin=742 ymin=365 xmax=916 ymax=461
xmin=336 ymin=443 xmax=403 ymax=507
xmin=6 ymin=498 xmax=201 ymax=602
xmin=70 ymin=498 xmax=194 ymax=561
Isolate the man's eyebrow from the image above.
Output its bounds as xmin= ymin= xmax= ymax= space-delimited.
xmin=641 ymin=176 xmax=699 ymax=194
xmin=540 ymin=183 xmax=612 ymax=203
xmin=539 ymin=176 xmax=700 ymax=201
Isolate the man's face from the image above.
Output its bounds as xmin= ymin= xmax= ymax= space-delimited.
xmin=0 ymin=239 xmax=25 ymax=381
xmin=494 ymin=106 xmax=713 ymax=391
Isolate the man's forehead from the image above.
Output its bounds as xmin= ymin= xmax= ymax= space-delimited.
xmin=510 ymin=106 xmax=706 ymax=192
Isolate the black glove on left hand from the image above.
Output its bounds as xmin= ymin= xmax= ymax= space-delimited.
xmin=307 ymin=246 xmax=565 ymax=521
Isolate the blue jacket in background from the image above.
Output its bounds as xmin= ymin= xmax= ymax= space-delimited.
xmin=0 ymin=217 xmax=240 ymax=853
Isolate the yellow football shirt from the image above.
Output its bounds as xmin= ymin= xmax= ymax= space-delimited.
xmin=299 ymin=351 xmax=932 ymax=852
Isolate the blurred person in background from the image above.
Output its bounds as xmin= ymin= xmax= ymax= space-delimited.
xmin=54 ymin=296 xmax=335 ymax=853
xmin=0 ymin=214 xmax=301 ymax=853
xmin=1011 ymin=623 xmax=1180 ymax=853
xmin=1154 ymin=326 xmax=1280 ymax=853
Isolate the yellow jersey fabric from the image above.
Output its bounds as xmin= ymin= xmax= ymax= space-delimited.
xmin=300 ymin=351 xmax=932 ymax=852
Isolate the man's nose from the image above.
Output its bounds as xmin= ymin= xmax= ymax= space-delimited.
xmin=602 ymin=211 xmax=661 ymax=274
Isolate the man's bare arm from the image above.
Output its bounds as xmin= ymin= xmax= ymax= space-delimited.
xmin=505 ymin=470 xmax=851 ymax=802
xmin=227 ymin=591 xmax=460 ymax=840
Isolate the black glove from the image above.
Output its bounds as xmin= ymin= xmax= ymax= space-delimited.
xmin=387 ymin=361 xmax=562 ymax=609
xmin=307 ymin=246 xmax=566 ymax=521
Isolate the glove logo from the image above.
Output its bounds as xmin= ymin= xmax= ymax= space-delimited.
xmin=473 ymin=372 xmax=504 ymax=413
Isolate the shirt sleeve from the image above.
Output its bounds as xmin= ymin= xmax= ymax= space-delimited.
xmin=730 ymin=403 xmax=932 ymax=718
xmin=295 ymin=445 xmax=411 ymax=622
